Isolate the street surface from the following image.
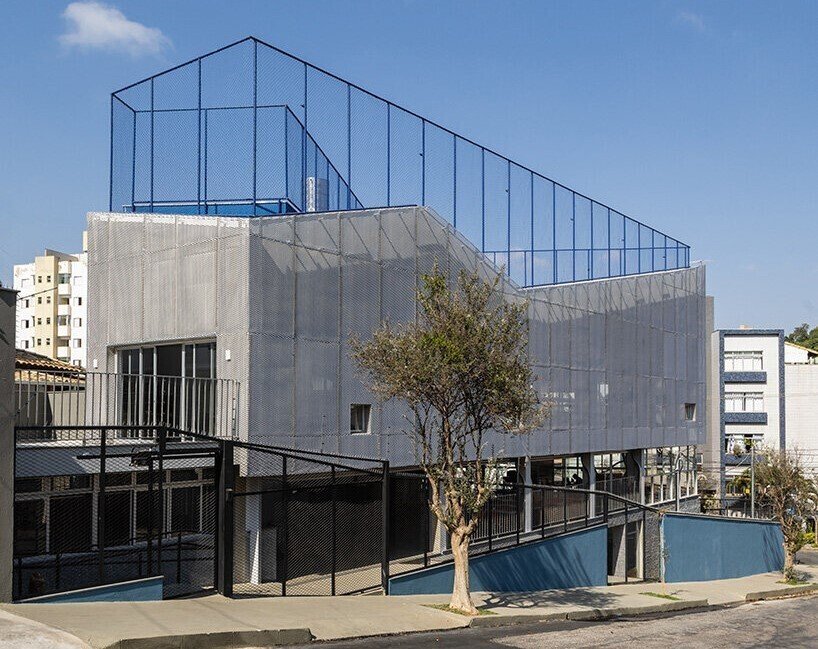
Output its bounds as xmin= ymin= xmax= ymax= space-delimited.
xmin=311 ymin=595 xmax=818 ymax=649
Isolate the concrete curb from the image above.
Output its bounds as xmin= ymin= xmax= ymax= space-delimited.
xmin=469 ymin=598 xmax=709 ymax=628
xmin=745 ymin=584 xmax=818 ymax=602
xmin=96 ymin=628 xmax=314 ymax=649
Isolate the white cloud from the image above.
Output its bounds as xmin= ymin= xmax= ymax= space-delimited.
xmin=676 ymin=10 xmax=706 ymax=33
xmin=59 ymin=2 xmax=170 ymax=56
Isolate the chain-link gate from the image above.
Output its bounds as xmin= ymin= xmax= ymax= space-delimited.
xmin=13 ymin=426 xmax=220 ymax=600
xmin=228 ymin=441 xmax=388 ymax=597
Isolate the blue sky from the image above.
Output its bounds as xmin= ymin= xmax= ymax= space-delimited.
xmin=1 ymin=0 xmax=816 ymax=331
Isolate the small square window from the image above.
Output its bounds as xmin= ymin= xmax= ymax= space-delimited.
xmin=684 ymin=403 xmax=696 ymax=421
xmin=75 ymin=297 xmax=83 ymax=306
xmin=350 ymin=404 xmax=371 ymax=435
xmin=37 ymin=297 xmax=42 ymax=304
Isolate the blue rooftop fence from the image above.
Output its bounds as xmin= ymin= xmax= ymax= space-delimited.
xmin=110 ymin=36 xmax=690 ymax=287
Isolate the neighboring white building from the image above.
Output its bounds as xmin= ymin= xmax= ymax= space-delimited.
xmin=783 ymin=341 xmax=818 ymax=471
xmin=13 ymin=232 xmax=88 ymax=367
xmin=707 ymin=328 xmax=785 ymax=495
xmin=707 ymin=329 xmax=818 ymax=498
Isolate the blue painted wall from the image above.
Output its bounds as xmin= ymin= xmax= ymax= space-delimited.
xmin=389 ymin=525 xmax=608 ymax=595
xmin=20 ymin=576 xmax=164 ymax=603
xmin=661 ymin=514 xmax=784 ymax=583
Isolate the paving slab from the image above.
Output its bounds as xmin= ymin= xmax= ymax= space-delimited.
xmin=3 ymin=550 xmax=817 ymax=648
xmin=0 ymin=608 xmax=89 ymax=649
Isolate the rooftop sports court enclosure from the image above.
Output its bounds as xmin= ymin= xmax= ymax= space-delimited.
xmin=110 ymin=36 xmax=690 ymax=288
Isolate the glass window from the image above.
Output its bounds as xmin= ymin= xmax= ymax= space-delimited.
xmin=685 ymin=403 xmax=696 ymax=421
xmin=51 ymin=475 xmax=92 ymax=491
xmin=104 ymin=491 xmax=132 ymax=546
xmin=724 ymin=350 xmax=763 ymax=372
xmin=170 ymin=469 xmax=198 ymax=482
xmin=170 ymin=487 xmax=200 ymax=533
xmin=350 ymin=404 xmax=371 ymax=434
xmin=15 ymin=478 xmax=46 ymax=493
xmin=14 ymin=499 xmax=46 ymax=556
xmin=102 ymin=472 xmax=132 ymax=488
xmin=50 ymin=494 xmax=92 ymax=553
xmin=136 ymin=490 xmax=163 ymax=539
xmin=58 ymin=274 xmax=71 ymax=284
xmin=118 ymin=343 xmax=216 ymax=433
xmin=724 ymin=392 xmax=764 ymax=413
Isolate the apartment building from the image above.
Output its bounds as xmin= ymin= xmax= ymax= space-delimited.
xmin=707 ymin=328 xmax=818 ymax=500
xmin=14 ymin=233 xmax=88 ymax=367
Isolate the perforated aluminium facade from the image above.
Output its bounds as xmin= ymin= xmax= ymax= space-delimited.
xmin=87 ymin=206 xmax=705 ymax=472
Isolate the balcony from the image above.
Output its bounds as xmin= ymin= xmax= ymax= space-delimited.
xmin=57 ymin=325 xmax=70 ymax=338
xmin=724 ymin=412 xmax=767 ymax=424
xmin=723 ymin=371 xmax=767 ymax=383
xmin=57 ymin=304 xmax=71 ymax=316
xmin=56 ymin=345 xmax=70 ymax=359
xmin=57 ymin=283 xmax=72 ymax=297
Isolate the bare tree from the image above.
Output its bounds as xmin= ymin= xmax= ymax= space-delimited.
xmin=754 ymin=448 xmax=818 ymax=580
xmin=351 ymin=266 xmax=546 ymax=614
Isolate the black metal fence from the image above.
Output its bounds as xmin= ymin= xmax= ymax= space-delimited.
xmin=13 ymin=426 xmax=220 ymax=600
xmin=14 ymin=423 xmax=664 ymax=600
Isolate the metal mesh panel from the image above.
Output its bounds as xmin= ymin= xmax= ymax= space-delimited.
xmin=231 ymin=442 xmax=386 ymax=597
xmin=110 ymin=37 xmax=690 ymax=286
xmin=13 ymin=427 xmax=218 ymax=601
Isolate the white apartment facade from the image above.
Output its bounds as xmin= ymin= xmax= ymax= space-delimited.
xmin=707 ymin=328 xmax=785 ymax=494
xmin=708 ymin=328 xmax=818 ymax=496
xmin=13 ymin=232 xmax=88 ymax=367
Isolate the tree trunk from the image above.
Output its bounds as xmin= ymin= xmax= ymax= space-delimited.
xmin=783 ymin=545 xmax=796 ymax=580
xmin=449 ymin=530 xmax=478 ymax=615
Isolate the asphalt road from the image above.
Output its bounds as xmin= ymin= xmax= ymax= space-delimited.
xmin=310 ymin=595 xmax=818 ymax=649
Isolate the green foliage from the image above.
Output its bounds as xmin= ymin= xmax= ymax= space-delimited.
xmin=754 ymin=449 xmax=818 ymax=577
xmin=785 ymin=323 xmax=818 ymax=352
xmin=641 ymin=591 xmax=681 ymax=601
xmin=351 ymin=265 xmax=546 ymax=533
xmin=351 ymin=265 xmax=548 ymax=613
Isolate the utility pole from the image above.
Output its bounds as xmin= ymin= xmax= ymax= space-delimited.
xmin=750 ymin=443 xmax=756 ymax=518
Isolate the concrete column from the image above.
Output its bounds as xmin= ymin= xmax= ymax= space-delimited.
xmin=582 ymin=453 xmax=596 ymax=514
xmin=523 ymin=457 xmax=532 ymax=533
xmin=625 ymin=449 xmax=646 ymax=504
xmin=245 ymin=493 xmax=262 ymax=584
xmin=0 ymin=289 xmax=16 ymax=601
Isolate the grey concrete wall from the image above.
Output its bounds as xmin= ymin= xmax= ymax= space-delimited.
xmin=88 ymin=207 xmax=706 ymax=472
xmin=0 ymin=287 xmax=16 ymax=601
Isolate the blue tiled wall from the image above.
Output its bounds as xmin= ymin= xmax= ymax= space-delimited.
xmin=20 ymin=576 xmax=163 ymax=603
xmin=661 ymin=513 xmax=783 ymax=582
xmin=388 ymin=526 xmax=608 ymax=595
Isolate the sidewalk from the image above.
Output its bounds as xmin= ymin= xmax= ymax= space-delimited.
xmin=2 ymin=551 xmax=816 ymax=649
